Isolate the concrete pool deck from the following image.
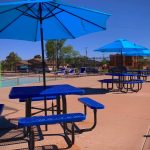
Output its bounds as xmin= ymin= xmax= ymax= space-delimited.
xmin=0 ymin=75 xmax=150 ymax=150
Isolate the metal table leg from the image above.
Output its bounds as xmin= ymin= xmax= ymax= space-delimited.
xmin=62 ymin=95 xmax=67 ymax=114
xmin=56 ymin=96 xmax=61 ymax=114
xmin=26 ymin=98 xmax=31 ymax=117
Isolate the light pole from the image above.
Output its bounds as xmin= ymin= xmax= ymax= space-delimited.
xmin=85 ymin=47 xmax=88 ymax=67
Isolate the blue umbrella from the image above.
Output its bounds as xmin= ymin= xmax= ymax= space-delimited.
xmin=94 ymin=39 xmax=147 ymax=53
xmin=0 ymin=0 xmax=110 ymax=86
xmin=0 ymin=0 xmax=110 ymax=124
xmin=94 ymin=39 xmax=147 ymax=66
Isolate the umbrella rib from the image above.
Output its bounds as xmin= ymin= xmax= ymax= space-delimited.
xmin=42 ymin=3 xmax=60 ymax=19
xmin=42 ymin=3 xmax=63 ymax=20
xmin=0 ymin=4 xmax=37 ymax=32
xmin=16 ymin=4 xmax=39 ymax=19
xmin=34 ymin=19 xmax=39 ymax=41
xmin=16 ymin=9 xmax=38 ymax=19
xmin=0 ymin=4 xmax=29 ymax=14
xmin=46 ymin=2 xmax=106 ymax=30
xmin=43 ymin=10 xmax=63 ymax=20
xmin=43 ymin=3 xmax=75 ymax=39
xmin=53 ymin=13 xmax=76 ymax=39
xmin=0 ymin=3 xmax=38 ymax=19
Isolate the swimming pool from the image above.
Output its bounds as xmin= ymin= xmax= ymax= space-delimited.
xmin=0 ymin=76 xmax=62 ymax=88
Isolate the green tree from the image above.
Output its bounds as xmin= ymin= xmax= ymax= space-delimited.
xmin=45 ymin=40 xmax=80 ymax=69
xmin=67 ymin=56 xmax=86 ymax=68
xmin=138 ymin=57 xmax=147 ymax=69
xmin=34 ymin=55 xmax=41 ymax=59
xmin=101 ymin=58 xmax=108 ymax=65
xmin=46 ymin=40 xmax=65 ymax=70
xmin=62 ymin=45 xmax=80 ymax=65
xmin=4 ymin=52 xmax=21 ymax=71
xmin=0 ymin=60 xmax=5 ymax=72
xmin=63 ymin=45 xmax=80 ymax=58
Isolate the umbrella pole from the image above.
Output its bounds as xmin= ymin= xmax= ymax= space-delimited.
xmin=39 ymin=3 xmax=48 ymax=131
xmin=121 ymin=49 xmax=123 ymax=66
xmin=121 ymin=49 xmax=123 ymax=72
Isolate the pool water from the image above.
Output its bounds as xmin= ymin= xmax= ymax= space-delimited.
xmin=0 ymin=76 xmax=61 ymax=88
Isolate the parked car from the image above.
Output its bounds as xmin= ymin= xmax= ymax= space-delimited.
xmin=18 ymin=66 xmax=29 ymax=73
xmin=108 ymin=66 xmax=127 ymax=73
xmin=86 ymin=67 xmax=99 ymax=73
xmin=79 ymin=67 xmax=99 ymax=74
xmin=34 ymin=67 xmax=52 ymax=73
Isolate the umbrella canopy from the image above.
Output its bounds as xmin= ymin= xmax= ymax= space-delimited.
xmin=123 ymin=49 xmax=150 ymax=57
xmin=94 ymin=38 xmax=148 ymax=67
xmin=94 ymin=39 xmax=146 ymax=53
xmin=0 ymin=0 xmax=110 ymax=41
xmin=0 ymin=0 xmax=110 ymax=123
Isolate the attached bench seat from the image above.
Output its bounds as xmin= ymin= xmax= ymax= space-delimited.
xmin=99 ymin=79 xmax=119 ymax=83
xmin=99 ymin=78 xmax=144 ymax=92
xmin=99 ymin=79 xmax=119 ymax=90
xmin=18 ymin=113 xmax=86 ymax=150
xmin=0 ymin=104 xmax=4 ymax=115
xmin=140 ymin=75 xmax=150 ymax=81
xmin=120 ymin=79 xmax=144 ymax=93
xmin=79 ymin=97 xmax=104 ymax=110
xmin=122 ymin=79 xmax=144 ymax=84
xmin=18 ymin=113 xmax=86 ymax=127
xmin=78 ymin=97 xmax=104 ymax=132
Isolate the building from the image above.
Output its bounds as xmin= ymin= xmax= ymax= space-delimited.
xmin=109 ymin=54 xmax=141 ymax=69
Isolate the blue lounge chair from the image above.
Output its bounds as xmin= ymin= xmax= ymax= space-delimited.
xmin=55 ymin=68 xmax=66 ymax=75
xmin=68 ymin=68 xmax=75 ymax=76
xmin=79 ymin=67 xmax=87 ymax=76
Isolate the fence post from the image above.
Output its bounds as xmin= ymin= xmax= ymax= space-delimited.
xmin=17 ymin=78 xmax=19 ymax=85
xmin=39 ymin=75 xmax=40 ymax=82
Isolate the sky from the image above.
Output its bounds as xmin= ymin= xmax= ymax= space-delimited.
xmin=0 ymin=0 xmax=150 ymax=60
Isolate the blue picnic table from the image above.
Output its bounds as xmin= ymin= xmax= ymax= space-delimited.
xmin=103 ymin=73 xmax=143 ymax=93
xmin=8 ymin=84 xmax=105 ymax=149
xmin=8 ymin=84 xmax=86 ymax=148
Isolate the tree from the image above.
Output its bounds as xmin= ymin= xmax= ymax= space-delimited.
xmin=62 ymin=45 xmax=80 ymax=58
xmin=4 ymin=52 xmax=21 ymax=71
xmin=45 ymin=40 xmax=80 ymax=69
xmin=62 ymin=45 xmax=80 ymax=65
xmin=138 ymin=57 xmax=147 ymax=69
xmin=0 ymin=60 xmax=5 ymax=72
xmin=101 ymin=58 xmax=108 ymax=65
xmin=46 ymin=40 xmax=64 ymax=70
xmin=34 ymin=55 xmax=41 ymax=59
